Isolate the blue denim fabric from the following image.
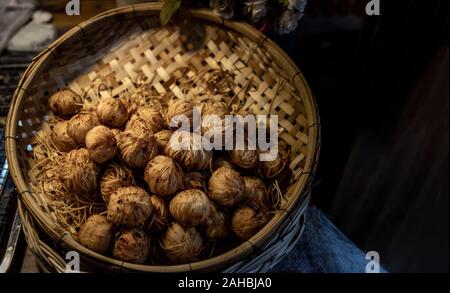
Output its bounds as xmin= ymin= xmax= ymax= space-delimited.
xmin=272 ymin=207 xmax=388 ymax=273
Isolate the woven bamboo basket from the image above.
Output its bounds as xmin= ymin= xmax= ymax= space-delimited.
xmin=6 ymin=3 xmax=320 ymax=272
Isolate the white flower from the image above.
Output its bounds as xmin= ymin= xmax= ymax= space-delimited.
xmin=243 ymin=0 xmax=268 ymax=23
xmin=287 ymin=0 xmax=307 ymax=12
xmin=274 ymin=10 xmax=304 ymax=35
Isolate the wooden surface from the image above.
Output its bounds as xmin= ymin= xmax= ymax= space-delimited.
xmin=331 ymin=47 xmax=449 ymax=273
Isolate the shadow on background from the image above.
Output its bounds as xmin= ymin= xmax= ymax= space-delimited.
xmin=271 ymin=0 xmax=449 ymax=273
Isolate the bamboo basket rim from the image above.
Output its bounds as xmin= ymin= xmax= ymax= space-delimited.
xmin=6 ymin=2 xmax=320 ymax=272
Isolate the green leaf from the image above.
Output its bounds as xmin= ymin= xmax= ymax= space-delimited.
xmin=160 ymin=0 xmax=182 ymax=26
